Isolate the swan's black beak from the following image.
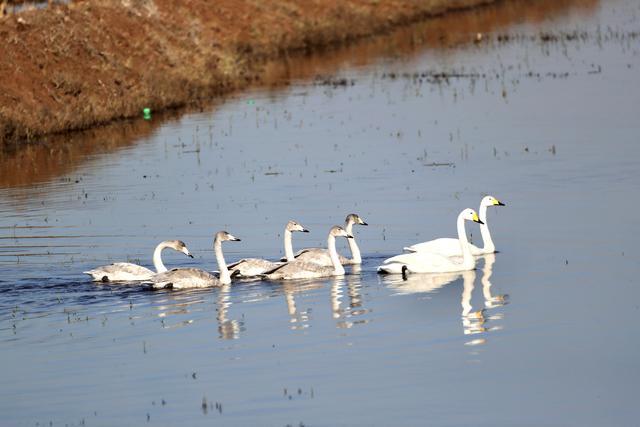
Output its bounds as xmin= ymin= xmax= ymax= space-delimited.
xmin=402 ymin=265 xmax=409 ymax=281
xmin=361 ymin=221 xmax=369 ymax=226
xmin=474 ymin=219 xmax=485 ymax=225
xmin=346 ymin=234 xmax=354 ymax=239
xmin=497 ymin=201 xmax=506 ymax=206
xmin=188 ymin=254 xmax=194 ymax=258
xmin=233 ymin=238 xmax=241 ymax=242
xmin=302 ymin=229 xmax=309 ymax=233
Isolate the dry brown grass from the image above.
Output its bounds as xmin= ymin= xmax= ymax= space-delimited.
xmin=0 ymin=0 xmax=504 ymax=143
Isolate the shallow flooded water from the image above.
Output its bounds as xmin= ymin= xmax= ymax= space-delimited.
xmin=2 ymin=0 xmax=640 ymax=425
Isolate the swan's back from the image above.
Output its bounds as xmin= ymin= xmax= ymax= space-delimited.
xmin=228 ymin=258 xmax=284 ymax=277
xmin=404 ymin=238 xmax=483 ymax=256
xmin=84 ymin=262 xmax=154 ymax=282
xmin=265 ymin=260 xmax=334 ymax=280
xmin=292 ymin=248 xmax=350 ymax=266
xmin=151 ymin=268 xmax=219 ymax=289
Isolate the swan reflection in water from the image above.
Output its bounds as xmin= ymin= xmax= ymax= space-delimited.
xmin=279 ymin=265 xmax=372 ymax=331
xmin=460 ymin=270 xmax=486 ymax=340
xmin=481 ymin=254 xmax=508 ymax=310
xmin=383 ymin=254 xmax=508 ymax=345
xmin=330 ymin=265 xmax=371 ymax=329
xmin=282 ymin=281 xmax=322 ymax=330
xmin=462 ymin=254 xmax=509 ymax=344
xmin=152 ymin=285 xmax=244 ymax=339
xmin=154 ymin=289 xmax=208 ymax=329
xmin=216 ymin=284 xmax=243 ymax=340
xmin=383 ymin=269 xmax=461 ymax=295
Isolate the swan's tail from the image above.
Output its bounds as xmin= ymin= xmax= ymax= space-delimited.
xmin=402 ymin=246 xmax=417 ymax=253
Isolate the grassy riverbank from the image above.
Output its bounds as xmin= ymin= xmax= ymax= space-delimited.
xmin=0 ymin=0 xmax=499 ymax=143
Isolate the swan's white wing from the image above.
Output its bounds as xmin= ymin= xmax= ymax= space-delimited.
xmin=228 ymin=258 xmax=284 ymax=277
xmin=404 ymin=237 xmax=483 ymax=256
xmin=151 ymin=268 xmax=219 ymax=289
xmin=403 ymin=238 xmax=460 ymax=255
xmin=84 ymin=262 xmax=154 ymax=282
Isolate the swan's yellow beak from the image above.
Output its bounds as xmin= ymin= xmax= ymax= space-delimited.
xmin=494 ymin=199 xmax=505 ymax=206
xmin=472 ymin=212 xmax=484 ymax=224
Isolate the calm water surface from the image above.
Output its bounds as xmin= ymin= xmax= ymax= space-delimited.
xmin=1 ymin=0 xmax=639 ymax=425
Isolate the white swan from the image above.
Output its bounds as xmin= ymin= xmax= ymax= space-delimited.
xmin=291 ymin=214 xmax=367 ymax=266
xmin=403 ymin=196 xmax=505 ymax=256
xmin=150 ymin=231 xmax=240 ymax=289
xmin=227 ymin=220 xmax=308 ymax=277
xmin=264 ymin=226 xmax=353 ymax=280
xmin=377 ymin=208 xmax=484 ymax=274
xmin=84 ymin=240 xmax=193 ymax=282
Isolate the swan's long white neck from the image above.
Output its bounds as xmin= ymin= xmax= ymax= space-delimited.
xmin=457 ymin=214 xmax=475 ymax=270
xmin=479 ymin=203 xmax=495 ymax=253
xmin=344 ymin=220 xmax=361 ymax=263
xmin=214 ymin=238 xmax=231 ymax=285
xmin=152 ymin=242 xmax=170 ymax=273
xmin=327 ymin=234 xmax=345 ymax=275
xmin=284 ymin=229 xmax=295 ymax=262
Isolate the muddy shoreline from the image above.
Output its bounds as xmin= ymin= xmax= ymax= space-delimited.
xmin=0 ymin=0 xmax=504 ymax=144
